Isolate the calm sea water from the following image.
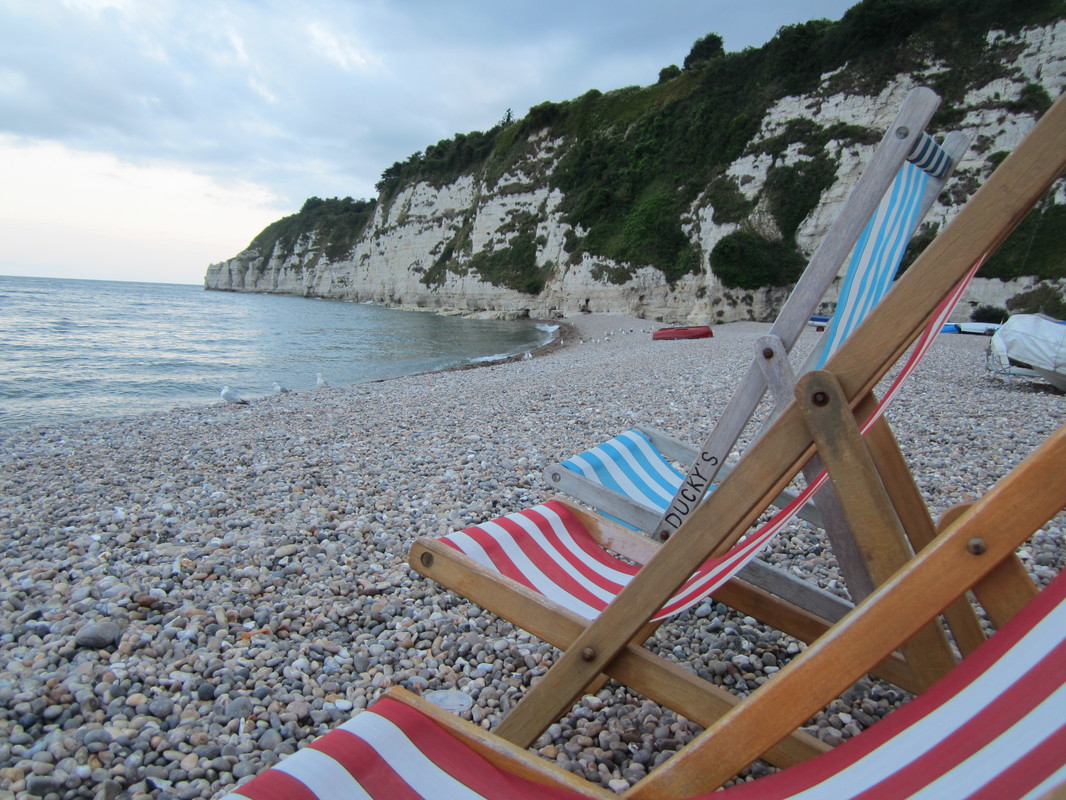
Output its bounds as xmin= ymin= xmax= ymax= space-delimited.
xmin=0 ymin=275 xmax=556 ymax=432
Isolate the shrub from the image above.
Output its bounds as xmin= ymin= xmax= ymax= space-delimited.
xmin=971 ymin=305 xmax=1009 ymax=324
xmin=467 ymin=237 xmax=551 ymax=295
xmin=1008 ymin=82 xmax=1053 ymax=116
xmin=376 ymin=127 xmax=502 ymax=199
xmin=763 ymin=154 xmax=838 ymax=239
xmin=705 ymin=175 xmax=754 ymax=224
xmin=711 ymin=230 xmax=806 ymax=289
xmin=420 ymin=242 xmax=456 ymax=288
xmin=247 ymin=196 xmax=376 ymax=268
xmin=684 ymin=33 xmax=724 ymax=69
xmin=1007 ymin=284 xmax=1066 ymax=319
xmin=621 ymin=192 xmax=692 ymax=276
xmin=658 ymin=65 xmax=682 ymax=83
xmin=522 ymin=101 xmax=565 ymax=134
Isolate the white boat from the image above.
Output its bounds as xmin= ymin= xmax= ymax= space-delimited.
xmin=943 ymin=321 xmax=1001 ymax=335
xmin=987 ymin=313 xmax=1066 ymax=392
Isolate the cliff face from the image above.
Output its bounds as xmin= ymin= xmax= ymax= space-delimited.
xmin=205 ymin=18 xmax=1066 ymax=323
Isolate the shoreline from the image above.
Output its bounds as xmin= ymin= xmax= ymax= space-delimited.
xmin=0 ymin=315 xmax=573 ymax=435
xmin=428 ymin=317 xmax=577 ymax=376
xmin=0 ymin=316 xmax=1062 ymax=799
xmin=0 ymin=277 xmax=568 ymax=436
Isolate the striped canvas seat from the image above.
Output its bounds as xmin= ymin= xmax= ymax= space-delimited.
xmin=557 ymin=130 xmax=957 ymax=530
xmin=219 ymin=695 xmax=587 ymax=800
xmin=559 ymin=428 xmax=684 ymax=519
xmin=222 ymin=567 xmax=1066 ymax=800
xmin=813 ymin=132 xmax=952 ymax=367
xmin=439 ymin=498 xmax=777 ymax=621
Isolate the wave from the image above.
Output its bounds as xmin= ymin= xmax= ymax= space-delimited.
xmin=0 ymin=277 xmax=556 ymax=431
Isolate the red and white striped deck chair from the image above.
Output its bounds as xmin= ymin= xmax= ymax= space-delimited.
xmin=219 ymin=424 xmax=1066 ymax=800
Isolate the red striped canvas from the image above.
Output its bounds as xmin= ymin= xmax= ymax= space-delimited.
xmin=221 ymin=569 xmax=1066 ymax=800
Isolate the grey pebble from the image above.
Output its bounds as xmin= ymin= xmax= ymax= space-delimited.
xmin=224 ymin=697 xmax=254 ymax=720
xmin=257 ymin=730 xmax=283 ymax=751
xmin=0 ymin=314 xmax=1061 ymax=799
xmin=73 ymin=620 xmax=121 ymax=649
xmin=148 ymin=697 xmax=175 ymax=718
xmin=24 ymin=774 xmax=61 ymax=797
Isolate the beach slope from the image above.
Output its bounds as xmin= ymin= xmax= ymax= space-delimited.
xmin=0 ymin=315 xmax=1062 ymax=798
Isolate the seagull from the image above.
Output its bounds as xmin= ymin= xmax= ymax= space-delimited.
xmin=316 ymin=372 xmax=329 ymax=388
xmin=272 ymin=382 xmax=291 ymax=394
xmin=221 ymin=386 xmax=249 ymax=405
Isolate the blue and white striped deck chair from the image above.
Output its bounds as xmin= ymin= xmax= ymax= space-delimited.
xmin=546 ymin=88 xmax=969 ymax=541
xmin=813 ymin=132 xmax=955 ymax=366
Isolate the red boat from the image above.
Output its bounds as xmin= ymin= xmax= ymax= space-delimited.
xmin=652 ymin=325 xmax=713 ymax=340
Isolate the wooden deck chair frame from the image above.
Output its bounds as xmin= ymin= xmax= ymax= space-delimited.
xmin=624 ymin=421 xmax=1066 ymax=799
xmin=440 ymin=423 xmax=1065 ymax=799
xmin=546 ymin=86 xmax=962 ymax=538
xmin=544 ymin=87 xmax=970 ymax=622
xmin=415 ymin=87 xmax=975 ymax=735
xmin=410 ymin=93 xmax=1066 ymax=758
xmin=222 ymin=423 xmax=1066 ymax=800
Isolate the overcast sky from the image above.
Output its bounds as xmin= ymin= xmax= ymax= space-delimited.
xmin=0 ymin=0 xmax=859 ymax=285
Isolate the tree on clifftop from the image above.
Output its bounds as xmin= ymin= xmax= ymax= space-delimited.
xmin=683 ymin=33 xmax=724 ymax=69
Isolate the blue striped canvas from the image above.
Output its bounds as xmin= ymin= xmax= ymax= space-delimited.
xmin=814 ymin=161 xmax=930 ymax=367
xmin=561 ymin=429 xmax=683 ymax=516
xmin=907 ymin=131 xmax=953 ymax=178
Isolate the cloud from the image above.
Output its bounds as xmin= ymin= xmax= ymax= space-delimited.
xmin=0 ymin=0 xmax=859 ymax=282
xmin=0 ymin=134 xmax=288 ymax=283
xmin=306 ymin=20 xmax=375 ymax=73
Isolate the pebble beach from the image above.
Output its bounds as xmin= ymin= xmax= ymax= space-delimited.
xmin=1 ymin=314 xmax=1063 ymax=800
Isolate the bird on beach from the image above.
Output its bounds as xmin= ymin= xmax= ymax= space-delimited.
xmin=272 ymin=381 xmax=291 ymax=394
xmin=316 ymin=372 xmax=329 ymax=388
xmin=220 ymin=386 xmax=249 ymax=405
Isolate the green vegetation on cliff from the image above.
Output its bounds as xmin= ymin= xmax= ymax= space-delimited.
xmin=530 ymin=0 xmax=1062 ymax=289
xmin=247 ymin=197 xmax=377 ymax=269
xmin=981 ymin=199 xmax=1066 ymax=281
xmin=248 ymin=0 xmax=1064 ymax=295
xmin=375 ymin=127 xmax=504 ymax=203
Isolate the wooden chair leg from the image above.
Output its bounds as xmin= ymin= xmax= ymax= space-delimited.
xmin=796 ymin=371 xmax=958 ymax=690
xmin=410 ymin=538 xmax=829 ymax=767
xmin=866 ymin=421 xmax=988 ymax=656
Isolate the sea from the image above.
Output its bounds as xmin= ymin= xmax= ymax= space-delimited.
xmin=0 ymin=275 xmax=557 ymax=432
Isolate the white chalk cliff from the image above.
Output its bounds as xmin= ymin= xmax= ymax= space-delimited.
xmin=205 ymin=21 xmax=1066 ymax=323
